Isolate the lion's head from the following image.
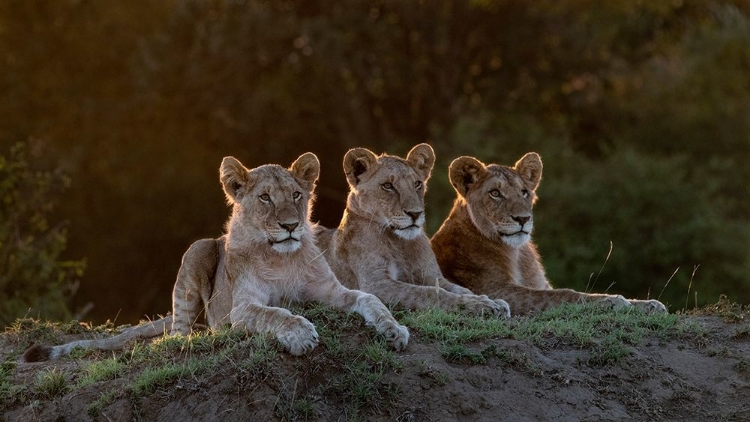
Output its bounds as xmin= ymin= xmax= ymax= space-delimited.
xmin=220 ymin=153 xmax=320 ymax=253
xmin=449 ymin=152 xmax=542 ymax=248
xmin=343 ymin=143 xmax=435 ymax=240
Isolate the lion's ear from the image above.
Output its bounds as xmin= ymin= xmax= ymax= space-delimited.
xmin=514 ymin=152 xmax=543 ymax=191
xmin=343 ymin=148 xmax=378 ymax=187
xmin=406 ymin=143 xmax=435 ymax=182
xmin=290 ymin=152 xmax=320 ymax=193
xmin=220 ymin=156 xmax=250 ymax=204
xmin=449 ymin=156 xmax=487 ymax=197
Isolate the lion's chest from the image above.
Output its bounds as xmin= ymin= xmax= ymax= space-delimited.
xmin=255 ymin=268 xmax=308 ymax=305
xmin=384 ymin=248 xmax=421 ymax=284
xmin=387 ymin=261 xmax=401 ymax=281
xmin=230 ymin=259 xmax=310 ymax=306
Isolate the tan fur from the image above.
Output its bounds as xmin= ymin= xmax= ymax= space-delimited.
xmin=431 ymin=153 xmax=667 ymax=315
xmin=22 ymin=154 xmax=408 ymax=362
xmin=316 ymin=144 xmax=510 ymax=317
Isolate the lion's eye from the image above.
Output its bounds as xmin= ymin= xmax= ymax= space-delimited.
xmin=259 ymin=193 xmax=271 ymax=202
xmin=292 ymin=191 xmax=302 ymax=200
xmin=382 ymin=182 xmax=394 ymax=191
xmin=489 ymin=189 xmax=502 ymax=198
xmin=522 ymin=189 xmax=530 ymax=199
xmin=415 ymin=181 xmax=423 ymax=190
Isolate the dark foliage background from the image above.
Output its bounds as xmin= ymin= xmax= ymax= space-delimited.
xmin=1 ymin=0 xmax=748 ymax=325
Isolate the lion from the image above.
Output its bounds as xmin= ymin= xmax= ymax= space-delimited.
xmin=430 ymin=152 xmax=667 ymax=315
xmin=21 ymin=153 xmax=408 ymax=362
xmin=314 ymin=144 xmax=510 ymax=317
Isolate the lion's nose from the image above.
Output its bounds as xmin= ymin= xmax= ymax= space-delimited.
xmin=279 ymin=222 xmax=299 ymax=233
xmin=405 ymin=211 xmax=422 ymax=222
xmin=512 ymin=215 xmax=530 ymax=226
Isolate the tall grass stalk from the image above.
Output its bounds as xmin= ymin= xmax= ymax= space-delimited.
xmin=586 ymin=241 xmax=613 ymax=293
xmin=685 ymin=265 xmax=700 ymax=311
xmin=658 ymin=267 xmax=680 ymax=301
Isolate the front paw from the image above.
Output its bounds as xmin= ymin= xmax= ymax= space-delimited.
xmin=276 ymin=316 xmax=319 ymax=356
xmin=597 ymin=295 xmax=632 ymax=310
xmin=493 ymin=298 xmax=511 ymax=318
xmin=630 ymin=299 xmax=667 ymax=314
xmin=376 ymin=320 xmax=410 ymax=351
xmin=460 ymin=295 xmax=511 ymax=318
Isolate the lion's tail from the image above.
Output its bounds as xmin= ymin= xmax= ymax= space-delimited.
xmin=20 ymin=316 xmax=172 ymax=363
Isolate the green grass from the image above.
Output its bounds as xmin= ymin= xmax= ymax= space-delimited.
xmin=127 ymin=326 xmax=280 ymax=397
xmin=0 ymin=359 xmax=24 ymax=407
xmin=147 ymin=326 xmax=246 ymax=355
xmin=512 ymin=302 xmax=682 ymax=346
xmin=402 ymin=302 xmax=696 ymax=366
xmin=330 ymin=349 xmax=402 ymax=418
xmin=363 ymin=341 xmax=401 ymax=371
xmin=399 ymin=307 xmax=512 ymax=344
xmin=76 ymin=357 xmax=126 ymax=388
xmin=236 ymin=333 xmax=278 ymax=380
xmin=11 ymin=319 xmax=280 ymax=401
xmin=297 ymin=304 xmax=404 ymax=419
xmin=34 ymin=367 xmax=68 ymax=398
xmin=131 ymin=350 xmax=233 ymax=396
xmin=276 ymin=395 xmax=316 ymax=421
xmin=132 ymin=358 xmax=200 ymax=395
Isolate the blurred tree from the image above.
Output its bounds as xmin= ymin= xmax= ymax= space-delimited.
xmin=0 ymin=141 xmax=85 ymax=326
xmin=0 ymin=0 xmax=747 ymax=323
xmin=538 ymin=148 xmax=750 ymax=308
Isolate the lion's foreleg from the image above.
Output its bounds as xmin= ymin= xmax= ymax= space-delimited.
xmin=360 ymin=277 xmax=508 ymax=318
xmin=489 ymin=284 xmax=636 ymax=314
xmin=436 ymin=276 xmax=475 ymax=295
xmin=350 ymin=292 xmax=410 ymax=350
xmin=230 ymin=300 xmax=319 ymax=356
xmin=303 ymin=277 xmax=409 ymax=350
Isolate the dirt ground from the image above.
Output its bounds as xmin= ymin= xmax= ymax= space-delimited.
xmin=2 ymin=312 xmax=750 ymax=422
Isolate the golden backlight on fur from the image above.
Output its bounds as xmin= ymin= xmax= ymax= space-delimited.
xmin=218 ymin=153 xmax=319 ymax=253
xmin=174 ymin=153 xmax=409 ymax=355
xmin=432 ymin=152 xmax=667 ymax=315
xmin=342 ymin=144 xmax=433 ymax=240
xmin=21 ymin=153 xmax=409 ymax=362
xmin=315 ymin=143 xmax=511 ymax=317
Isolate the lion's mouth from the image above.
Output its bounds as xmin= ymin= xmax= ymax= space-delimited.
xmin=391 ymin=224 xmax=421 ymax=231
xmin=274 ymin=237 xmax=300 ymax=244
xmin=500 ymin=230 xmax=529 ymax=237
xmin=401 ymin=224 xmax=420 ymax=230
xmin=389 ymin=224 xmax=422 ymax=240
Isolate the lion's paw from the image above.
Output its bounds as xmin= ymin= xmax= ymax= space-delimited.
xmin=460 ymin=295 xmax=511 ymax=318
xmin=597 ymin=295 xmax=632 ymax=310
xmin=493 ymin=298 xmax=512 ymax=318
xmin=376 ymin=320 xmax=410 ymax=351
xmin=276 ymin=316 xmax=319 ymax=356
xmin=630 ymin=299 xmax=667 ymax=314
